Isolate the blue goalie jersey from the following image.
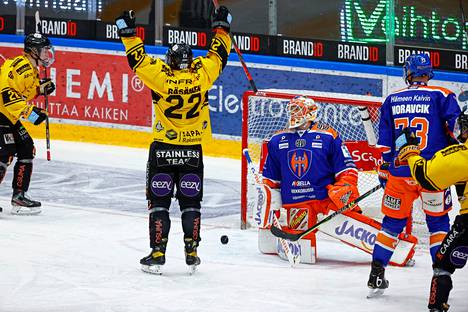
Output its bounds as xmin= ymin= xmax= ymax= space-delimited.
xmin=262 ymin=123 xmax=357 ymax=205
xmin=378 ymin=83 xmax=461 ymax=177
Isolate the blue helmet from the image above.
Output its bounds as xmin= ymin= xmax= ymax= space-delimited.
xmin=403 ymin=53 xmax=434 ymax=84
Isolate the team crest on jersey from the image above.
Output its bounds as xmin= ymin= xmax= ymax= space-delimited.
xmin=155 ymin=121 xmax=164 ymax=132
xmin=295 ymin=139 xmax=306 ymax=147
xmin=288 ymin=149 xmax=312 ymax=179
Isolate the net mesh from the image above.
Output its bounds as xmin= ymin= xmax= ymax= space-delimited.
xmin=242 ymin=92 xmax=429 ymax=247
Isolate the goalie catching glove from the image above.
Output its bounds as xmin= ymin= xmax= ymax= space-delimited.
xmin=396 ymin=127 xmax=421 ymax=162
xmin=326 ymin=173 xmax=361 ymax=213
xmin=115 ymin=10 xmax=136 ymax=37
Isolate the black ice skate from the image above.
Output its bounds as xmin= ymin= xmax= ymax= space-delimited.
xmin=184 ymin=238 xmax=201 ymax=275
xmin=140 ymin=239 xmax=167 ymax=275
xmin=11 ymin=191 xmax=41 ymax=215
xmin=367 ymin=260 xmax=389 ymax=298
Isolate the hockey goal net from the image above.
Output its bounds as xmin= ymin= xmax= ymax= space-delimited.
xmin=240 ymin=90 xmax=429 ymax=246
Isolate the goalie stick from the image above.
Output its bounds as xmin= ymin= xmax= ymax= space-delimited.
xmin=270 ymin=184 xmax=382 ymax=241
xmin=243 ymin=148 xmax=300 ymax=266
xmin=35 ymin=11 xmax=51 ymax=161
xmin=211 ymin=0 xmax=258 ymax=92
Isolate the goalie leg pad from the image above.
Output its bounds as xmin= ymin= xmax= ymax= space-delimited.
xmin=318 ymin=210 xmax=416 ymax=266
xmin=255 ymin=185 xmax=283 ymax=228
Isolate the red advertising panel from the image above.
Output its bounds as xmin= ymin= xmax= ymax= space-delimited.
xmin=0 ymin=46 xmax=152 ymax=127
xmin=345 ymin=141 xmax=383 ymax=171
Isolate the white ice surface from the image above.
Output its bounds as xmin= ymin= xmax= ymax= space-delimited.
xmin=1 ymin=140 xmax=467 ymax=312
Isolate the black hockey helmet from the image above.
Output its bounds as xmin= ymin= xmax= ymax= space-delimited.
xmin=24 ymin=33 xmax=54 ymax=67
xmin=165 ymin=43 xmax=193 ymax=70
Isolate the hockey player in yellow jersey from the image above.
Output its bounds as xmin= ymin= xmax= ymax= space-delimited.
xmin=0 ymin=33 xmax=55 ymax=215
xmin=396 ymin=109 xmax=468 ymax=312
xmin=116 ymin=7 xmax=232 ymax=274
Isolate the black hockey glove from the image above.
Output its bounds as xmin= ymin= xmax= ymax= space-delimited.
xmin=396 ymin=127 xmax=420 ymax=162
xmin=28 ymin=106 xmax=48 ymax=125
xmin=212 ymin=6 xmax=232 ymax=32
xmin=38 ymin=78 xmax=55 ymax=96
xmin=115 ymin=10 xmax=136 ymax=37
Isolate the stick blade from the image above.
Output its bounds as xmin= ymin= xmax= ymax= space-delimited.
xmin=270 ymin=225 xmax=301 ymax=241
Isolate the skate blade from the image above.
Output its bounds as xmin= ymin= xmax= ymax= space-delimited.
xmin=10 ymin=207 xmax=42 ymax=215
xmin=188 ymin=264 xmax=198 ymax=275
xmin=366 ymin=288 xmax=385 ymax=299
xmin=141 ymin=264 xmax=163 ymax=275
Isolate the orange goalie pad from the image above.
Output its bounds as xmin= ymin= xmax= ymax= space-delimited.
xmin=319 ymin=204 xmax=418 ymax=267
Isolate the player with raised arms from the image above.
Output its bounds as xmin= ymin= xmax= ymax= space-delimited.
xmin=115 ymin=7 xmax=232 ymax=274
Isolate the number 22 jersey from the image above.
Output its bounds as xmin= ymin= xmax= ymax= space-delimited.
xmin=121 ymin=30 xmax=231 ymax=145
xmin=378 ymin=83 xmax=461 ymax=177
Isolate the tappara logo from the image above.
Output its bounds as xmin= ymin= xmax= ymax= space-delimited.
xmin=288 ymin=149 xmax=312 ymax=179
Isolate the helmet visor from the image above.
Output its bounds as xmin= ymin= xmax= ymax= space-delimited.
xmin=39 ymin=46 xmax=55 ymax=67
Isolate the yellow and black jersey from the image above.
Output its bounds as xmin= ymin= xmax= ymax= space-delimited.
xmin=0 ymin=54 xmax=40 ymax=123
xmin=408 ymin=140 xmax=468 ymax=212
xmin=121 ymin=29 xmax=231 ymax=145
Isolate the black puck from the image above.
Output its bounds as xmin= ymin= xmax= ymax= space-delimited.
xmin=220 ymin=235 xmax=229 ymax=244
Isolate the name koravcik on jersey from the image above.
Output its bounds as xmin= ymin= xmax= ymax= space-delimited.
xmin=337 ymin=43 xmax=379 ymax=62
xmin=38 ymin=19 xmax=77 ymax=37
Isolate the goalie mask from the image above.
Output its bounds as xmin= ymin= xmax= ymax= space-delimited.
xmin=24 ymin=33 xmax=55 ymax=67
xmin=165 ymin=43 xmax=193 ymax=70
xmin=287 ymin=96 xmax=316 ymax=129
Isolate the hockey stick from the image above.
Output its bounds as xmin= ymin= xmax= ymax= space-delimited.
xmin=211 ymin=0 xmax=258 ymax=92
xmin=243 ymin=148 xmax=300 ymax=266
xmin=35 ymin=11 xmax=51 ymax=161
xmin=271 ymin=184 xmax=382 ymax=241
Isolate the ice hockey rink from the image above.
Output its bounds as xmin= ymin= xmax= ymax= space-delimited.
xmin=0 ymin=140 xmax=467 ymax=312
